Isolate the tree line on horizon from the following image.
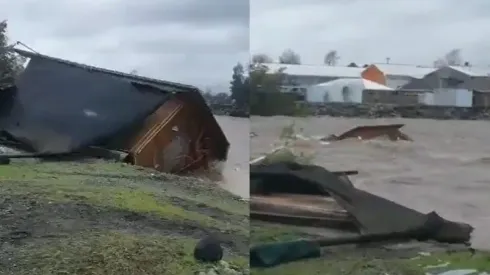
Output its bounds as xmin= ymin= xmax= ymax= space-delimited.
xmin=0 ymin=20 xmax=26 ymax=88
xmin=247 ymin=48 xmax=469 ymax=68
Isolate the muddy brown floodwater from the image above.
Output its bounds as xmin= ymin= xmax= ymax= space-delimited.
xmin=215 ymin=116 xmax=249 ymax=199
xmin=251 ymin=116 xmax=490 ymax=251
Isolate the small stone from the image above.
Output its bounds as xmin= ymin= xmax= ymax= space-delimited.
xmin=193 ymin=236 xmax=223 ymax=263
xmin=219 ymin=260 xmax=229 ymax=269
xmin=222 ymin=267 xmax=238 ymax=275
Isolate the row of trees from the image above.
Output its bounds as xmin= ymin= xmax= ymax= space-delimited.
xmin=252 ymin=49 xmax=342 ymax=66
xmin=230 ymin=55 xmax=303 ymax=115
xmin=249 ymin=48 xmax=470 ymax=68
xmin=0 ymin=20 xmax=25 ymax=88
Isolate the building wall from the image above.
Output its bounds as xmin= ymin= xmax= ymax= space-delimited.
xmin=473 ymin=91 xmax=490 ymax=107
xmin=361 ymin=65 xmax=386 ymax=85
xmin=306 ymin=82 xmax=363 ymax=103
xmin=385 ymin=76 xmax=414 ymax=89
xmin=282 ymin=75 xmax=338 ymax=86
xmin=362 ymin=89 xmax=419 ymax=105
xmin=418 ymin=92 xmax=434 ymax=105
xmin=432 ymin=88 xmax=473 ymax=107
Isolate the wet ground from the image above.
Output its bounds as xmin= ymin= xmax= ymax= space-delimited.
xmin=251 ymin=116 xmax=490 ymax=251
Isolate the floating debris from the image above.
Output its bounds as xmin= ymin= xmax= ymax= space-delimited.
xmin=322 ymin=123 xmax=413 ymax=142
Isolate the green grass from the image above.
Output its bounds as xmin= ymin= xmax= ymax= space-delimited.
xmin=250 ymin=250 xmax=490 ymax=275
xmin=0 ymin=161 xmax=250 ymax=234
xmin=13 ymin=231 xmax=247 ymax=275
xmin=251 ymin=221 xmax=490 ymax=274
xmin=0 ymin=161 xmax=247 ymax=230
xmin=0 ymin=160 xmax=249 ymax=274
xmin=251 ymin=222 xmax=314 ymax=245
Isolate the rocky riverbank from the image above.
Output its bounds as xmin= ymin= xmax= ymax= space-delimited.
xmin=209 ymin=104 xmax=249 ymax=118
xmin=308 ymin=103 xmax=490 ymax=120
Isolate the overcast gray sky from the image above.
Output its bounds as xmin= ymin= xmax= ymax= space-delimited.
xmin=0 ymin=0 xmax=248 ymax=94
xmin=251 ymin=0 xmax=490 ymax=67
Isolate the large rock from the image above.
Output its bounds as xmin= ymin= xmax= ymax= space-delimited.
xmin=194 ymin=236 xmax=224 ymax=263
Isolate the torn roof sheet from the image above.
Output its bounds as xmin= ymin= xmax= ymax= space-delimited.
xmin=13 ymin=48 xmax=198 ymax=93
xmin=0 ymin=53 xmax=170 ymax=154
xmin=372 ymin=63 xmax=437 ymax=79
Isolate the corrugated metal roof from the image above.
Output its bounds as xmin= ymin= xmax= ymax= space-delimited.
xmin=372 ymin=63 xmax=437 ymax=78
xmin=262 ymin=63 xmax=364 ymax=78
xmin=449 ymin=66 xmax=490 ymax=77
xmin=316 ymin=77 xmax=393 ymax=90
xmin=13 ymin=48 xmax=197 ymax=93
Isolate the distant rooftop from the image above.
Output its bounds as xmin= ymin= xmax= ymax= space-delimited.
xmin=316 ymin=77 xmax=393 ymax=91
xmin=371 ymin=63 xmax=437 ymax=79
xmin=449 ymin=65 xmax=490 ymax=77
xmin=261 ymin=63 xmax=364 ymax=78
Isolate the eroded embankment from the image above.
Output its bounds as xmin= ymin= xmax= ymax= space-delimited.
xmin=0 ymin=160 xmax=249 ymax=275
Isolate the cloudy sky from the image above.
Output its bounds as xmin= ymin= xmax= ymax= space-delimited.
xmin=251 ymin=0 xmax=490 ymax=67
xmin=0 ymin=0 xmax=248 ymax=94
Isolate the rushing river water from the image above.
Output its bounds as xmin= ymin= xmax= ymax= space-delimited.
xmin=251 ymin=116 xmax=490 ymax=251
xmin=215 ymin=116 xmax=249 ymax=199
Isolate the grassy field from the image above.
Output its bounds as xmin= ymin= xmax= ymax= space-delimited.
xmin=251 ymin=221 xmax=490 ymax=275
xmin=0 ymin=160 xmax=249 ymax=275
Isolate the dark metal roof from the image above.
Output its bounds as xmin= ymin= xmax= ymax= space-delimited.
xmin=13 ymin=48 xmax=199 ymax=93
xmin=399 ymin=66 xmax=490 ymax=92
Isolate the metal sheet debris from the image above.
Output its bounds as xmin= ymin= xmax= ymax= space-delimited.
xmin=251 ymin=162 xmax=473 ymax=244
xmin=322 ymin=123 xmax=413 ymax=142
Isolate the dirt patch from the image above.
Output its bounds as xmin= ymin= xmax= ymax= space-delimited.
xmin=0 ymin=196 xmax=248 ymax=254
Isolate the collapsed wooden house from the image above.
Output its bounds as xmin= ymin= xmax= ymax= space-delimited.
xmin=250 ymin=162 xmax=473 ymax=244
xmin=0 ymin=49 xmax=229 ymax=174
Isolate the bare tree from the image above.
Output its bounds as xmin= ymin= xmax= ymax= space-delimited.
xmin=251 ymin=53 xmax=273 ymax=64
xmin=433 ymin=58 xmax=447 ymax=68
xmin=129 ymin=69 xmax=138 ymax=75
xmin=444 ymin=49 xmax=462 ymax=66
xmin=278 ymin=49 xmax=301 ymax=64
xmin=433 ymin=49 xmax=463 ymax=67
xmin=324 ymin=50 xmax=339 ymax=66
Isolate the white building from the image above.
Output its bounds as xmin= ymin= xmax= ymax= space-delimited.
xmin=306 ymin=78 xmax=393 ymax=104
xmin=418 ymin=89 xmax=473 ymax=107
xmin=262 ymin=63 xmax=364 ymax=91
